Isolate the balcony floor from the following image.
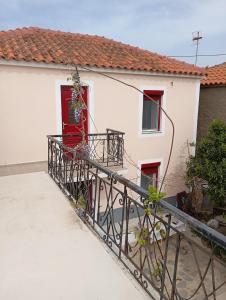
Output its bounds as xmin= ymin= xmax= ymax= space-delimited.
xmin=0 ymin=172 xmax=150 ymax=300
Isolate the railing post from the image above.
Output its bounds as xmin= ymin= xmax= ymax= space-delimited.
xmin=49 ymin=140 xmax=54 ymax=177
xmin=160 ymin=214 xmax=172 ymax=300
xmin=119 ymin=186 xmax=127 ymax=259
xmin=122 ymin=136 xmax=124 ymax=168
xmin=48 ymin=138 xmax=50 ymax=173
xmin=124 ymin=189 xmax=130 ymax=256
xmin=92 ymin=168 xmax=99 ymax=228
xmin=106 ymin=129 xmax=110 ymax=167
xmin=171 ymin=233 xmax=181 ymax=299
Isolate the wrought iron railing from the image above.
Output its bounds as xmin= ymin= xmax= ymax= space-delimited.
xmin=47 ymin=135 xmax=226 ymax=300
xmin=48 ymin=128 xmax=124 ymax=168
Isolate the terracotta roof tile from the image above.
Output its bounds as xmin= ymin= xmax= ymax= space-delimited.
xmin=201 ymin=62 xmax=226 ymax=86
xmin=0 ymin=27 xmax=204 ymax=76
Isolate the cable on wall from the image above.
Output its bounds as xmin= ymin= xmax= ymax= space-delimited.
xmin=74 ymin=65 xmax=175 ymax=192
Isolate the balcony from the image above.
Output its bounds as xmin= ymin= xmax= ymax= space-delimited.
xmin=48 ymin=128 xmax=124 ymax=170
xmin=47 ymin=131 xmax=226 ymax=300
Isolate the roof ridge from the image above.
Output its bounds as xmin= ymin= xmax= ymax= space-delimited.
xmin=207 ymin=61 xmax=226 ymax=69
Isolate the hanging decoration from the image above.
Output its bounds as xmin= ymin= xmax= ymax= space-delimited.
xmin=70 ymin=68 xmax=85 ymax=124
xmin=67 ymin=66 xmax=89 ymax=153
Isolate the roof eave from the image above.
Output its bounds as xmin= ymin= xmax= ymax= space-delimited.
xmin=0 ymin=59 xmax=204 ymax=80
xmin=201 ymin=83 xmax=226 ymax=88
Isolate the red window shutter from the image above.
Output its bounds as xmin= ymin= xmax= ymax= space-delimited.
xmin=142 ymin=162 xmax=160 ymax=175
xmin=144 ymin=90 xmax=164 ymax=96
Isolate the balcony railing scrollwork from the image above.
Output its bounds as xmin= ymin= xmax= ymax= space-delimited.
xmin=48 ymin=128 xmax=124 ymax=169
xmin=47 ymin=133 xmax=226 ymax=300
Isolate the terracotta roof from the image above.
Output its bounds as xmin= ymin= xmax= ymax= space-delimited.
xmin=201 ymin=62 xmax=226 ymax=86
xmin=0 ymin=27 xmax=204 ymax=76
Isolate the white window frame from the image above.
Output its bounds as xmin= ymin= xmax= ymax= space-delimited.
xmin=138 ymin=86 xmax=167 ymax=137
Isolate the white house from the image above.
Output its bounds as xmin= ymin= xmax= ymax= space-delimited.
xmin=0 ymin=27 xmax=204 ymax=197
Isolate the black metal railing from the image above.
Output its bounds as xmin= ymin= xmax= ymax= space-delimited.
xmin=47 ymin=135 xmax=226 ymax=300
xmin=48 ymin=128 xmax=124 ymax=168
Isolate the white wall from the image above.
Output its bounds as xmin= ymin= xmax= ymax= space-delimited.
xmin=0 ymin=64 xmax=200 ymax=196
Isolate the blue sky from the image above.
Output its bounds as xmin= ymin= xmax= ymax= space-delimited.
xmin=1 ymin=0 xmax=226 ymax=66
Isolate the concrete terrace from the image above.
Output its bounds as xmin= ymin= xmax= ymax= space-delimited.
xmin=0 ymin=172 xmax=151 ymax=300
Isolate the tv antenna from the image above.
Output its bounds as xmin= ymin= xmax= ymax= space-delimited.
xmin=192 ymin=31 xmax=203 ymax=65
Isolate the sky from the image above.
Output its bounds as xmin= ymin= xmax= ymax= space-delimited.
xmin=1 ymin=0 xmax=226 ymax=67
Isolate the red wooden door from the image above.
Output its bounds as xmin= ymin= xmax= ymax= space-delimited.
xmin=61 ymin=85 xmax=88 ymax=147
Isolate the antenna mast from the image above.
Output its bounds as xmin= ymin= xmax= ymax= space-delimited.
xmin=192 ymin=31 xmax=203 ymax=65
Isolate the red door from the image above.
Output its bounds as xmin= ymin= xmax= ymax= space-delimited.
xmin=61 ymin=85 xmax=88 ymax=147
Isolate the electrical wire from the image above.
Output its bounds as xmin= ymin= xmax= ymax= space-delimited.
xmin=71 ymin=65 xmax=175 ymax=192
xmin=76 ymin=89 xmax=180 ymax=191
xmin=68 ymin=68 xmax=183 ymax=206
xmin=168 ymin=53 xmax=226 ymax=58
xmin=69 ymin=66 xmax=160 ymax=185
xmin=77 ymin=81 xmax=166 ymax=190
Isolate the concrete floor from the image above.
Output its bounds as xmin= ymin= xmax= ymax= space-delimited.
xmin=0 ymin=172 xmax=151 ymax=300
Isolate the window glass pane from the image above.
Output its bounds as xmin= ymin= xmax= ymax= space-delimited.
xmin=68 ymin=100 xmax=80 ymax=125
xmin=141 ymin=173 xmax=157 ymax=190
xmin=142 ymin=99 xmax=158 ymax=130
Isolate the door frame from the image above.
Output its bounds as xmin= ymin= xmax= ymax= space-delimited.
xmin=55 ymin=79 xmax=95 ymax=135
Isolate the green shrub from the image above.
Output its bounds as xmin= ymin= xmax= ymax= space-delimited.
xmin=186 ymin=119 xmax=226 ymax=207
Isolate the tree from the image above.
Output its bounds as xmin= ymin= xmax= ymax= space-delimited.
xmin=186 ymin=119 xmax=226 ymax=207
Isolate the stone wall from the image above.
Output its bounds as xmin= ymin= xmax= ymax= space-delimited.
xmin=197 ymin=86 xmax=226 ymax=139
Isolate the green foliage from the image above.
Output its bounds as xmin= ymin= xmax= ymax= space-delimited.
xmin=134 ymin=226 xmax=149 ymax=246
xmin=154 ymin=223 xmax=166 ymax=239
xmin=148 ymin=186 xmax=165 ymax=204
xmin=144 ymin=207 xmax=152 ymax=216
xmin=186 ymin=119 xmax=226 ymax=207
xmin=134 ymin=187 xmax=166 ymax=247
xmin=159 ymin=229 xmax=166 ymax=239
xmin=144 ymin=185 xmax=165 ymax=216
xmin=77 ymin=194 xmax=86 ymax=209
xmin=155 ymin=222 xmax=161 ymax=231
xmin=144 ymin=185 xmax=165 ymax=215
xmin=151 ymin=260 xmax=163 ymax=278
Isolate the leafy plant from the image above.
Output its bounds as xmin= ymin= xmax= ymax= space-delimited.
xmin=143 ymin=186 xmax=165 ymax=215
xmin=144 ymin=207 xmax=152 ymax=216
xmin=76 ymin=194 xmax=86 ymax=209
xmin=134 ymin=186 xmax=166 ymax=247
xmin=134 ymin=226 xmax=149 ymax=246
xmin=186 ymin=119 xmax=226 ymax=207
xmin=151 ymin=260 xmax=163 ymax=278
xmin=148 ymin=186 xmax=165 ymax=204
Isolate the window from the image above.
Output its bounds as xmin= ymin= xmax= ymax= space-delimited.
xmin=68 ymin=100 xmax=80 ymax=124
xmin=141 ymin=162 xmax=160 ymax=190
xmin=142 ymin=90 xmax=164 ymax=132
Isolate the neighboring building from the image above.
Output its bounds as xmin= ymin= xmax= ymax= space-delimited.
xmin=0 ymin=27 xmax=204 ymax=196
xmin=197 ymin=62 xmax=226 ymax=139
